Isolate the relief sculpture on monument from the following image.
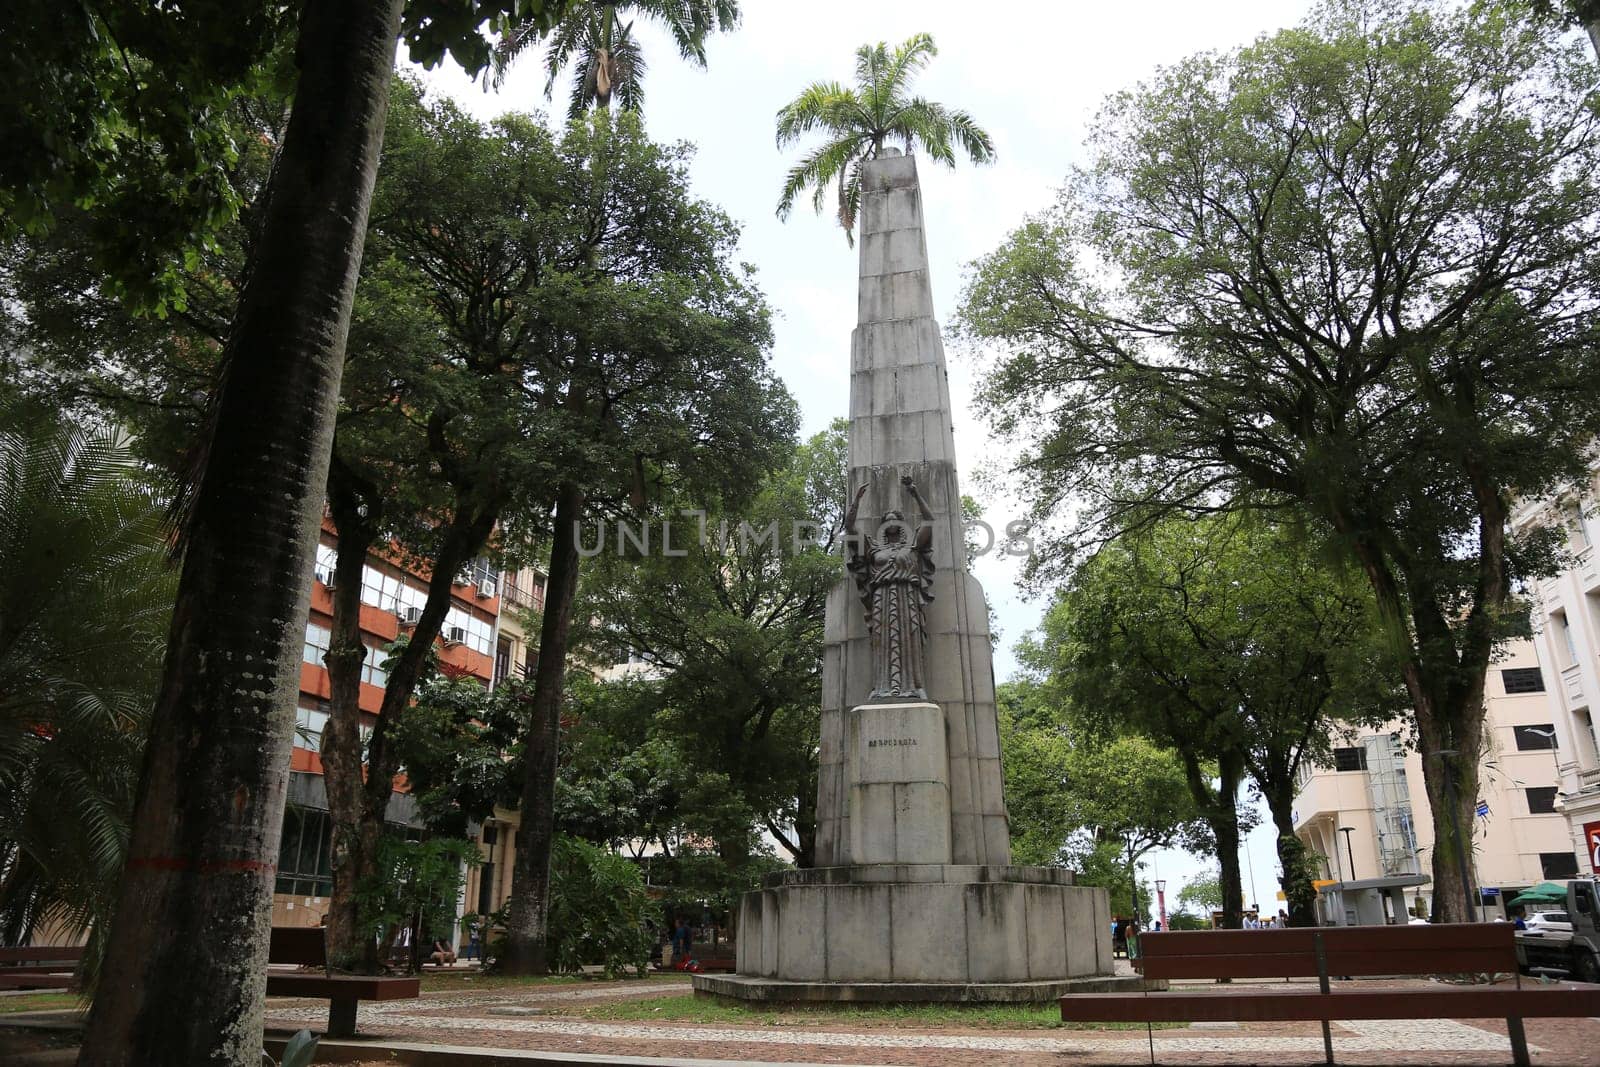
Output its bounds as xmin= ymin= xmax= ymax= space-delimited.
xmin=844 ymin=475 xmax=935 ymax=701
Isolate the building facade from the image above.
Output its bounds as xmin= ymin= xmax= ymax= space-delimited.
xmin=1294 ymin=638 xmax=1573 ymax=924
xmin=1512 ymin=459 xmax=1600 ymax=877
xmin=271 ymin=517 xmax=504 ymax=928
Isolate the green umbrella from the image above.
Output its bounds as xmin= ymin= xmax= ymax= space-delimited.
xmin=1508 ymin=881 xmax=1568 ymax=907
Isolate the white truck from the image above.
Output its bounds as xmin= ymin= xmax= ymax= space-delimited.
xmin=1515 ymin=877 xmax=1600 ymax=983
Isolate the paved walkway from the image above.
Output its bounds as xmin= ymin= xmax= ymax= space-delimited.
xmin=260 ymin=977 xmax=1600 ymax=1065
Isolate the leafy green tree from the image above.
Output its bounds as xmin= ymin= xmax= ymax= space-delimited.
xmin=0 ymin=403 xmax=175 ymax=984
xmin=775 ymin=33 xmax=995 ymax=241
xmin=543 ymin=836 xmax=654 ymax=977
xmin=498 ymin=109 xmax=796 ymax=976
xmin=573 ymin=422 xmax=845 ymax=867
xmin=1177 ymin=871 xmax=1223 ymax=915
xmin=29 ymin=4 xmax=589 ymax=1060
xmin=1525 ymin=1 xmax=1600 ymax=58
xmin=354 ymin=836 xmax=479 ymax=971
xmin=957 ymin=0 xmax=1600 ymax=924
xmin=491 ymin=1 xmax=741 ymax=117
xmin=388 ymin=670 xmax=529 ymax=837
xmin=998 ymin=680 xmax=1211 ymax=919
xmin=1034 ymin=515 xmax=1392 ymax=925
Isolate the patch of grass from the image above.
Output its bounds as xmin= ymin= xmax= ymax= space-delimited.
xmin=420 ymin=969 xmax=689 ymax=993
xmin=0 ymin=992 xmax=83 ymax=1015
xmin=573 ymin=993 xmax=1176 ymax=1030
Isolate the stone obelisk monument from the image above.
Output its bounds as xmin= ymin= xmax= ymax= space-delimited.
xmin=695 ymin=152 xmax=1125 ymax=1001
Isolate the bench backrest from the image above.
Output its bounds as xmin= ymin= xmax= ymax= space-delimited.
xmin=1139 ymin=924 xmax=1515 ymax=980
xmin=0 ymin=946 xmax=84 ymax=966
xmin=269 ymin=927 xmax=327 ymax=967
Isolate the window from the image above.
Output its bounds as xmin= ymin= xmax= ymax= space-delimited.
xmin=1501 ymin=668 xmax=1546 ymax=695
xmin=1540 ymin=851 xmax=1580 ymax=880
xmin=1569 ymin=499 xmax=1592 ymax=549
xmin=302 ymin=622 xmax=330 ymax=667
xmin=360 ymin=643 xmax=388 ymax=687
xmin=1333 ymin=746 xmax=1368 ymax=772
xmin=1526 ymin=786 xmax=1559 ymax=815
xmin=494 ymin=638 xmax=512 ymax=686
xmin=294 ymin=703 xmax=329 ymax=753
xmin=275 ymin=808 xmax=333 ymax=897
xmin=1514 ymin=725 xmax=1559 ymax=751
xmin=1555 ymin=612 xmax=1579 ymax=667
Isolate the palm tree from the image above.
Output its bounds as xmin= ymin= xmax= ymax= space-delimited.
xmin=775 ymin=33 xmax=995 ymax=244
xmin=0 ymin=402 xmax=174 ymax=983
xmin=490 ymin=1 xmax=740 ymax=118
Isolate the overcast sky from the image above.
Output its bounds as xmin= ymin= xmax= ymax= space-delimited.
xmin=417 ymin=0 xmax=1323 ymax=912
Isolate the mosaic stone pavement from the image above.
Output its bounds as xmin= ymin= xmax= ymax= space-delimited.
xmin=265 ymin=988 xmax=1533 ymax=1057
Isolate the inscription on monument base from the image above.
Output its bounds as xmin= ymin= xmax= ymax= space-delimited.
xmin=846 ymin=701 xmax=951 ymax=865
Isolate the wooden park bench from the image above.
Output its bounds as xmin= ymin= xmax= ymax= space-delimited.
xmin=266 ymin=927 xmax=420 ymax=1038
xmin=0 ymin=945 xmax=83 ymax=990
xmin=1058 ymin=924 xmax=1600 ymax=1066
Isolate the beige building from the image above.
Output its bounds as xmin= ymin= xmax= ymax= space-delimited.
xmin=459 ymin=564 xmax=545 ymax=934
xmin=1512 ymin=460 xmax=1600 ymax=880
xmin=1294 ymin=638 xmax=1572 ymax=924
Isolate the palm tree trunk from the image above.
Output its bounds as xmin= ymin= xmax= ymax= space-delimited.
xmin=77 ymin=1 xmax=403 ymax=1062
xmin=499 ymin=481 xmax=584 ymax=975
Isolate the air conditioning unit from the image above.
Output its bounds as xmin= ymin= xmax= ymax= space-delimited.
xmin=314 ymin=568 xmax=335 ymax=589
xmin=477 ymin=577 xmax=497 ymax=598
xmin=395 ymin=605 xmax=423 ymax=627
xmin=445 ymin=625 xmax=467 ymax=645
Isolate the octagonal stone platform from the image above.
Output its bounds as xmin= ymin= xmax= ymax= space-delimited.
xmin=690 ymin=864 xmax=1152 ymax=1002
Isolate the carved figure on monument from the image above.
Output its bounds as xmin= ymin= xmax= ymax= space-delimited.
xmin=844 ymin=475 xmax=936 ymax=701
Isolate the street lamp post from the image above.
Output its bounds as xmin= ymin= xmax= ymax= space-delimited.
xmin=1338 ymin=826 xmax=1358 ymax=882
xmin=1155 ymin=879 xmax=1168 ymax=931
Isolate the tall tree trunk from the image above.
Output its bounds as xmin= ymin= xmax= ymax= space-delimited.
xmin=1212 ymin=760 xmax=1246 ymax=931
xmin=319 ymin=488 xmax=381 ymax=974
xmin=1267 ymin=794 xmax=1317 ymax=927
xmin=501 ymin=482 xmax=585 ymax=974
xmin=1587 ymin=19 xmax=1599 ymax=63
xmin=321 ymin=484 xmax=499 ymax=973
xmin=78 ymin=2 xmax=404 ymax=1062
xmin=1179 ymin=751 xmax=1245 ymax=929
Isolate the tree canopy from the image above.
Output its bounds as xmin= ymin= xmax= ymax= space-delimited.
xmin=1030 ymin=514 xmax=1396 ymax=924
xmin=958 ymin=0 xmax=1600 ymax=923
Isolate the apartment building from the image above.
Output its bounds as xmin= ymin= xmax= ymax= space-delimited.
xmin=272 ymin=517 xmax=503 ymax=927
xmin=1512 ymin=459 xmax=1600 ymax=878
xmin=461 ymin=563 xmax=545 ymax=922
xmin=1293 ymin=638 xmax=1572 ymax=924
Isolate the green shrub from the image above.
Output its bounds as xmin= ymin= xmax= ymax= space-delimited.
xmin=546 ymin=835 xmax=652 ymax=978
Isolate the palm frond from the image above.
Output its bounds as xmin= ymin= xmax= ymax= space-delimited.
xmin=609 ymin=26 xmax=649 ymax=112
xmin=648 ymin=0 xmax=741 ymax=64
xmin=545 ymin=9 xmax=602 ymax=100
xmin=943 ymin=107 xmax=996 ymax=164
xmin=776 ymin=134 xmax=867 ymax=220
xmin=837 ymin=156 xmax=865 ymax=245
xmin=775 ymin=32 xmax=990 ymax=245
xmin=485 ymin=18 xmax=547 ymax=90
xmin=774 ymin=81 xmax=855 ymax=148
xmin=0 ymin=400 xmax=172 ymax=983
xmin=884 ymin=32 xmax=939 ymax=99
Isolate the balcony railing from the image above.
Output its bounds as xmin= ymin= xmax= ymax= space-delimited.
xmin=501 ymin=578 xmax=545 ymax=612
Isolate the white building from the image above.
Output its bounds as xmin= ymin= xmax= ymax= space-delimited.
xmin=1293 ymin=638 xmax=1573 ymax=924
xmin=1511 ymin=460 xmax=1600 ymax=879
